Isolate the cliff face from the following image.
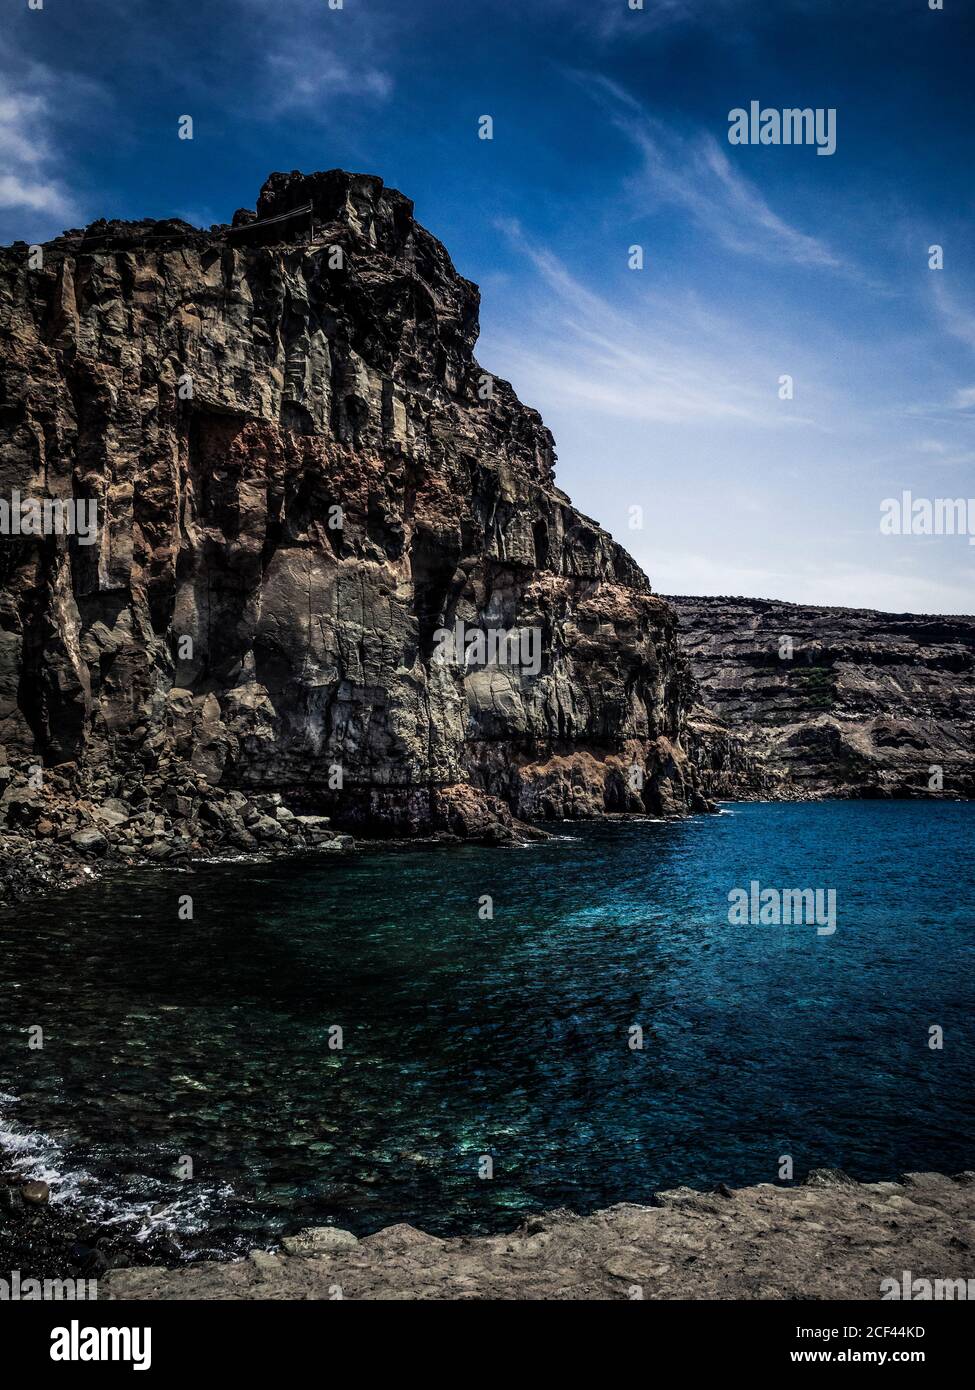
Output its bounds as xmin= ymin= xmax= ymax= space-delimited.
xmin=669 ymin=595 xmax=975 ymax=801
xmin=0 ymin=168 xmax=707 ymax=876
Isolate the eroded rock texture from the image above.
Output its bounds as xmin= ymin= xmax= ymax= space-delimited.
xmin=103 ymin=1170 xmax=975 ymax=1301
xmin=669 ymin=596 xmax=975 ymax=800
xmin=0 ymin=169 xmax=707 ymax=867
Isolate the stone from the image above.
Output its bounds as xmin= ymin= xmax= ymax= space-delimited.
xmin=252 ymin=815 xmax=287 ymax=842
xmin=21 ymin=1180 xmax=50 ymax=1205
xmin=280 ymin=1226 xmax=359 ymax=1256
xmin=901 ymin=1171 xmax=953 ymax=1189
xmin=805 ymin=1168 xmax=859 ymax=1188
xmin=70 ymin=828 xmax=108 ymax=856
xmin=2 ymin=791 xmax=43 ymax=824
xmin=653 ymin=1186 xmax=705 ymax=1207
xmin=359 ymin=1223 xmax=442 ymax=1253
xmin=69 ymin=1244 xmax=110 ymax=1277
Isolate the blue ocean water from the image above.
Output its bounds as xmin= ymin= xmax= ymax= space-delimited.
xmin=1 ymin=801 xmax=973 ymax=1257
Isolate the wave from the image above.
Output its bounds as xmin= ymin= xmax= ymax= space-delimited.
xmin=0 ymin=1091 xmax=235 ymax=1247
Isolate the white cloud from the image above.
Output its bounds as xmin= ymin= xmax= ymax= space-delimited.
xmin=927 ymin=281 xmax=975 ymax=412
xmin=654 ymin=549 xmax=975 ymax=616
xmin=0 ymin=173 xmax=71 ymax=216
xmin=0 ymin=83 xmax=73 ymax=217
xmin=0 ymin=91 xmax=49 ymax=166
xmin=479 ymin=151 xmax=965 ymax=614
xmin=240 ymin=1 xmax=395 ymax=120
xmin=912 ymin=438 xmax=975 ymax=466
xmin=0 ymin=60 xmax=86 ymax=230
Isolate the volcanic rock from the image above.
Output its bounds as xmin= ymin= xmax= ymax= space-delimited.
xmin=669 ymin=595 xmax=975 ymax=800
xmin=0 ymin=167 xmax=710 ymax=899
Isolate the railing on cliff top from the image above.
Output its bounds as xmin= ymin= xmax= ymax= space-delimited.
xmin=58 ymin=201 xmax=318 ymax=255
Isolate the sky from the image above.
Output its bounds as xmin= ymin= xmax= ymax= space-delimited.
xmin=2 ymin=0 xmax=973 ymax=614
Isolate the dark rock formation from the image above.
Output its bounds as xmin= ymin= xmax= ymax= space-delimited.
xmin=103 ymin=1170 xmax=975 ymax=1300
xmin=0 ymin=169 xmax=709 ymax=896
xmin=669 ymin=595 xmax=975 ymax=800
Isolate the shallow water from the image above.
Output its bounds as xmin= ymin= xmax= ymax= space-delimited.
xmin=1 ymin=801 xmax=973 ymax=1262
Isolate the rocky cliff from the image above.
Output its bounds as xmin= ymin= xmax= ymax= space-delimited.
xmin=0 ymin=169 xmax=708 ymax=894
xmin=668 ymin=595 xmax=975 ymax=801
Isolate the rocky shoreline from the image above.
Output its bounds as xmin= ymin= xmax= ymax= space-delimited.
xmin=0 ymin=1172 xmax=201 ymax=1286
xmin=0 ymin=760 xmax=563 ymax=906
xmin=98 ymin=1170 xmax=975 ymax=1301
xmin=0 ymin=761 xmax=354 ymax=906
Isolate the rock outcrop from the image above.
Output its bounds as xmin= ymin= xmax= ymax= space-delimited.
xmin=0 ymin=169 xmax=709 ymax=895
xmin=668 ymin=596 xmax=975 ymax=801
xmin=102 ymin=1170 xmax=975 ymax=1301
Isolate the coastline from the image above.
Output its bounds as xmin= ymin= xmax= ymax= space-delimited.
xmin=4 ymin=805 xmax=972 ymax=1300
xmin=100 ymin=1170 xmax=975 ymax=1301
xmin=0 ymin=768 xmax=708 ymax=908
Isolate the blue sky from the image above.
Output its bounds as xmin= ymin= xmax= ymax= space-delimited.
xmin=3 ymin=0 xmax=973 ymax=613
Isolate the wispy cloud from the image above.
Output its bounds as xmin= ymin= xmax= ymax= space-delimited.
xmin=913 ymin=438 xmax=975 ymax=466
xmin=491 ymin=218 xmax=819 ymax=429
xmin=932 ymin=278 xmax=975 ymax=352
xmin=231 ymin=0 xmax=394 ymax=119
xmin=574 ymin=73 xmax=860 ymax=277
xmin=538 ymin=0 xmax=736 ymax=44
xmin=929 ymin=280 xmax=975 ymax=411
xmin=0 ymin=73 xmax=77 ymax=224
xmin=264 ymin=39 xmax=393 ymax=116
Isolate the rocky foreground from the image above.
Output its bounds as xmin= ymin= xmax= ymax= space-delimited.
xmin=670 ymin=596 xmax=975 ymax=801
xmin=103 ymin=1171 xmax=975 ymax=1301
